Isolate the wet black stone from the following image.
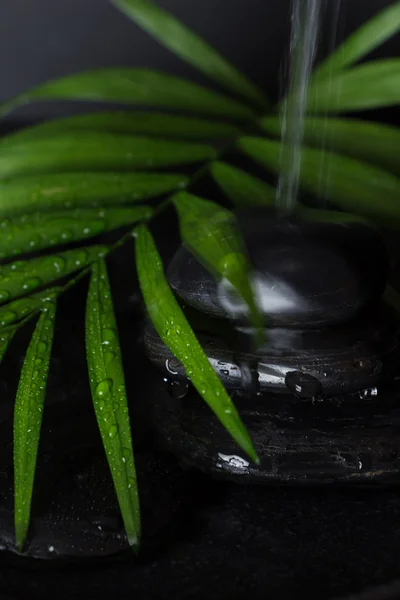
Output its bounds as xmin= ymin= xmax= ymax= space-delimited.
xmin=168 ymin=213 xmax=388 ymax=327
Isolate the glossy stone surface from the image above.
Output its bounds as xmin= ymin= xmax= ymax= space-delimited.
xmin=168 ymin=212 xmax=388 ymax=327
xmin=148 ymin=366 xmax=400 ymax=484
xmin=146 ymin=210 xmax=400 ymax=484
xmin=145 ymin=305 xmax=397 ymax=396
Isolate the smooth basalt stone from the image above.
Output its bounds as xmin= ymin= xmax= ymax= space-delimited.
xmin=167 ymin=213 xmax=388 ymax=327
xmin=144 ymin=307 xmax=397 ymax=396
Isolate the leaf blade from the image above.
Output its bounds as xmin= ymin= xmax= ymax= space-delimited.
xmin=135 ymin=224 xmax=258 ymax=462
xmin=0 ymin=289 xmax=61 ymax=329
xmin=0 ymin=245 xmax=107 ymax=305
xmin=261 ymin=116 xmax=400 ymax=174
xmin=173 ymin=191 xmax=263 ymax=339
xmin=210 ymin=161 xmax=275 ymax=208
xmin=0 ymin=206 xmax=152 ymax=260
xmin=308 ymin=59 xmax=400 ymax=113
xmin=0 ymin=133 xmax=217 ymax=179
xmin=0 ymin=328 xmax=15 ymax=363
xmin=86 ymin=260 xmax=140 ymax=549
xmin=0 ymin=69 xmax=255 ymax=122
xmin=2 ymin=111 xmax=240 ymax=143
xmin=13 ymin=299 xmax=56 ymax=550
xmin=313 ymin=2 xmax=400 ymax=80
xmin=112 ymin=0 xmax=266 ymax=107
xmin=239 ymin=136 xmax=400 ymax=228
xmin=0 ymin=171 xmax=187 ymax=218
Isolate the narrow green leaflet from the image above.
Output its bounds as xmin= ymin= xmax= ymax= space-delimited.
xmin=0 ymin=69 xmax=254 ymax=122
xmin=297 ymin=206 xmax=372 ymax=227
xmin=173 ymin=192 xmax=262 ymax=336
xmin=239 ymin=137 xmax=400 ymax=228
xmin=0 ymin=206 xmax=152 ymax=260
xmin=0 ymin=133 xmax=217 ymax=179
xmin=0 ymin=289 xmax=60 ymax=329
xmin=308 ymin=59 xmax=400 ymax=113
xmin=135 ymin=224 xmax=258 ymax=462
xmin=86 ymin=260 xmax=140 ymax=549
xmin=0 ymin=328 xmax=15 ymax=363
xmin=2 ymin=112 xmax=240 ymax=143
xmin=210 ymin=162 xmax=370 ymax=226
xmin=313 ymin=2 xmax=400 ymax=81
xmin=261 ymin=116 xmax=400 ymax=174
xmin=0 ymin=172 xmax=187 ymax=218
xmin=0 ymin=245 xmax=107 ymax=305
xmin=13 ymin=299 xmax=56 ymax=550
xmin=210 ymin=162 xmax=275 ymax=208
xmin=112 ymin=0 xmax=266 ymax=107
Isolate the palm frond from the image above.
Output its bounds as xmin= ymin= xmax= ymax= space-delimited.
xmin=0 ymin=0 xmax=398 ymax=552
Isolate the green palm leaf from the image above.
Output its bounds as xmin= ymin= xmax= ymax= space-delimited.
xmin=239 ymin=137 xmax=400 ymax=228
xmin=112 ymin=0 xmax=266 ymax=107
xmin=0 ymin=69 xmax=254 ymax=122
xmin=13 ymin=299 xmax=56 ymax=550
xmin=261 ymin=116 xmax=400 ymax=174
xmin=313 ymin=1 xmax=400 ymax=80
xmin=308 ymin=59 xmax=400 ymax=113
xmin=0 ymin=206 xmax=152 ymax=260
xmin=0 ymin=245 xmax=106 ymax=304
xmin=173 ymin=191 xmax=262 ymax=334
xmin=0 ymin=133 xmax=216 ymax=179
xmin=2 ymin=111 xmax=240 ymax=143
xmin=0 ymin=289 xmax=61 ymax=329
xmin=0 ymin=172 xmax=187 ymax=218
xmin=0 ymin=327 xmax=15 ymax=362
xmin=210 ymin=161 xmax=275 ymax=208
xmin=86 ymin=259 xmax=140 ymax=550
xmin=135 ymin=224 xmax=258 ymax=463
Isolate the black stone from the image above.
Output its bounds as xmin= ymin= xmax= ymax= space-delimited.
xmin=145 ymin=210 xmax=400 ymax=484
xmin=168 ymin=212 xmax=388 ymax=327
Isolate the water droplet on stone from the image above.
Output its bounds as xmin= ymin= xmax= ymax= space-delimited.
xmin=166 ymin=378 xmax=189 ymax=399
xmin=285 ymin=370 xmax=322 ymax=399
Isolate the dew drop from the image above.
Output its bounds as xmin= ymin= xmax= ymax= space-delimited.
xmin=104 ymin=351 xmax=116 ymax=366
xmin=37 ymin=341 xmax=47 ymax=353
xmin=102 ymin=328 xmax=117 ymax=346
xmin=108 ymin=425 xmax=118 ymax=438
xmin=165 ymin=377 xmax=189 ymax=399
xmin=0 ymin=310 xmax=18 ymax=326
xmin=95 ymin=378 xmax=113 ymax=398
xmin=61 ymin=229 xmax=73 ymax=241
xmin=22 ymin=276 xmax=42 ymax=292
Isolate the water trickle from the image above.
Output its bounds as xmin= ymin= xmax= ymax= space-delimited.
xmin=277 ymin=0 xmax=323 ymax=214
xmin=285 ymin=370 xmax=322 ymax=399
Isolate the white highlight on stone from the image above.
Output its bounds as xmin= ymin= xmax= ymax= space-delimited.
xmin=216 ymin=453 xmax=250 ymax=471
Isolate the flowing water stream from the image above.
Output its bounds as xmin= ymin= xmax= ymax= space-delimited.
xmin=276 ymin=0 xmax=332 ymax=214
